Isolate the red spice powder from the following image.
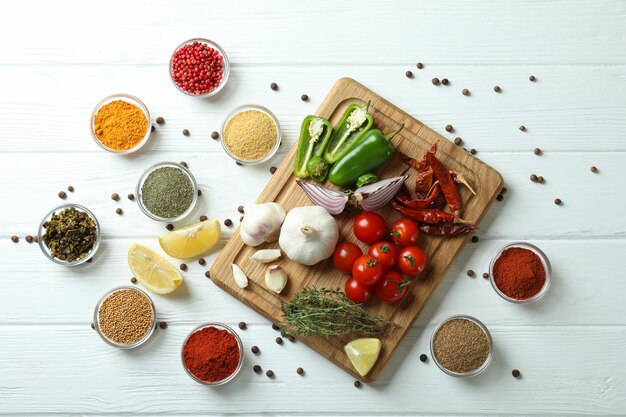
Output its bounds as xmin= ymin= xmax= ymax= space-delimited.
xmin=183 ymin=326 xmax=240 ymax=382
xmin=493 ymin=247 xmax=546 ymax=300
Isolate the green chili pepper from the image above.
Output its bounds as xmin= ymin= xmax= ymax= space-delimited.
xmin=328 ymin=124 xmax=404 ymax=187
xmin=294 ymin=116 xmax=332 ymax=178
xmin=306 ymin=156 xmax=329 ymax=182
xmin=356 ymin=173 xmax=379 ymax=188
xmin=322 ymin=101 xmax=373 ymax=164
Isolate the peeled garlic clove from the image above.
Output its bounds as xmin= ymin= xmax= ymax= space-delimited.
xmin=250 ymin=249 xmax=282 ymax=264
xmin=265 ymin=265 xmax=288 ymax=294
xmin=231 ymin=263 xmax=249 ymax=289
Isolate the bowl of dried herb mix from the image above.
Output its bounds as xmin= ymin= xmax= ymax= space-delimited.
xmin=430 ymin=315 xmax=493 ymax=377
xmin=38 ymin=204 xmax=100 ymax=266
xmin=93 ymin=286 xmax=157 ymax=349
xmin=136 ymin=162 xmax=198 ymax=222
xmin=220 ymin=104 xmax=281 ymax=165
xmin=90 ymin=93 xmax=151 ymax=154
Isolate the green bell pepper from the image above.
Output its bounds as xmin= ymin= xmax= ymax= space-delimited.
xmin=306 ymin=156 xmax=329 ymax=182
xmin=322 ymin=101 xmax=373 ymax=164
xmin=294 ymin=116 xmax=332 ymax=178
xmin=328 ymin=124 xmax=404 ymax=187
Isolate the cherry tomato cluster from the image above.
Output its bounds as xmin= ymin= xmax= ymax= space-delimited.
xmin=333 ymin=212 xmax=428 ymax=304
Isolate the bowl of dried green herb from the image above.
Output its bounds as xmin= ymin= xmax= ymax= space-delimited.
xmin=38 ymin=204 xmax=101 ymax=266
xmin=136 ymin=162 xmax=198 ymax=222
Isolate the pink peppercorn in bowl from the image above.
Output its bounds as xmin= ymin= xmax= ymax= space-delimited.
xmin=169 ymin=38 xmax=230 ymax=98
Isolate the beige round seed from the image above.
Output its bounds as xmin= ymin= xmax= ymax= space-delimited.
xmin=98 ymin=288 xmax=154 ymax=345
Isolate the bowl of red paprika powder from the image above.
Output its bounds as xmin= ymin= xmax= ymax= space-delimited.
xmin=181 ymin=323 xmax=243 ymax=385
xmin=489 ymin=242 xmax=552 ymax=304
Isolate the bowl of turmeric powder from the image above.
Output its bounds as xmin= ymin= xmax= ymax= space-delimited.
xmin=90 ymin=94 xmax=152 ymax=154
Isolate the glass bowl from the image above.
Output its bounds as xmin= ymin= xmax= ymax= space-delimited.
xmin=136 ymin=161 xmax=198 ymax=222
xmin=90 ymin=93 xmax=152 ymax=154
xmin=38 ymin=203 xmax=101 ymax=266
xmin=169 ymin=38 xmax=230 ymax=98
xmin=93 ymin=285 xmax=157 ymax=349
xmin=220 ymin=104 xmax=281 ymax=165
xmin=181 ymin=323 xmax=244 ymax=386
xmin=489 ymin=241 xmax=552 ymax=304
xmin=430 ymin=315 xmax=493 ymax=378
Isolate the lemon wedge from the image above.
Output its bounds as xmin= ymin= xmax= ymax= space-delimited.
xmin=128 ymin=244 xmax=183 ymax=294
xmin=158 ymin=219 xmax=221 ymax=259
xmin=344 ymin=338 xmax=381 ymax=377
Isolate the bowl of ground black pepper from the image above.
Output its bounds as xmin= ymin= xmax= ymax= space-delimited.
xmin=136 ymin=162 xmax=198 ymax=222
xmin=220 ymin=104 xmax=281 ymax=165
xmin=181 ymin=323 xmax=243 ymax=385
xmin=430 ymin=315 xmax=493 ymax=377
xmin=93 ymin=286 xmax=157 ymax=349
xmin=90 ymin=94 xmax=151 ymax=154
xmin=38 ymin=204 xmax=100 ymax=266
xmin=489 ymin=242 xmax=551 ymax=304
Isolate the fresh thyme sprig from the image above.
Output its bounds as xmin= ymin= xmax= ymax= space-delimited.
xmin=280 ymin=288 xmax=396 ymax=337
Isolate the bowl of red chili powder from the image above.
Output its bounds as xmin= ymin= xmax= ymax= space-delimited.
xmin=181 ymin=323 xmax=243 ymax=385
xmin=489 ymin=242 xmax=551 ymax=303
xmin=170 ymin=38 xmax=230 ymax=97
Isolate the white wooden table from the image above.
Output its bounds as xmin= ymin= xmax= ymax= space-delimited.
xmin=1 ymin=1 xmax=625 ymax=415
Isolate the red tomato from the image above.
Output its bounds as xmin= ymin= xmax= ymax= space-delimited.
xmin=367 ymin=241 xmax=398 ymax=271
xmin=390 ymin=218 xmax=420 ymax=247
xmin=354 ymin=211 xmax=387 ymax=244
xmin=344 ymin=277 xmax=373 ymax=304
xmin=352 ymin=255 xmax=383 ymax=286
xmin=333 ymin=242 xmax=363 ymax=273
xmin=397 ymin=246 xmax=427 ymax=276
xmin=375 ymin=271 xmax=409 ymax=303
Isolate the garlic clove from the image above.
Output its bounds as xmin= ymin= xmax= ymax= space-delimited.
xmin=231 ymin=263 xmax=249 ymax=289
xmin=250 ymin=249 xmax=282 ymax=264
xmin=264 ymin=265 xmax=288 ymax=294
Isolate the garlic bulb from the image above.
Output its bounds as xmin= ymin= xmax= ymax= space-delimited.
xmin=265 ymin=265 xmax=288 ymax=293
xmin=240 ymin=203 xmax=286 ymax=247
xmin=279 ymin=206 xmax=339 ymax=266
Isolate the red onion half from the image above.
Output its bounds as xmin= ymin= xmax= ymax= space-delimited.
xmin=296 ymin=180 xmax=348 ymax=215
xmin=296 ymin=175 xmax=408 ymax=215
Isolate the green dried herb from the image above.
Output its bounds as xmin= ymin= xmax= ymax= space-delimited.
xmin=42 ymin=207 xmax=97 ymax=262
xmin=280 ymin=288 xmax=396 ymax=337
xmin=141 ymin=167 xmax=193 ymax=218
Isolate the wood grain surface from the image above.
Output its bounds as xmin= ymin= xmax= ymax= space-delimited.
xmin=210 ymin=78 xmax=503 ymax=381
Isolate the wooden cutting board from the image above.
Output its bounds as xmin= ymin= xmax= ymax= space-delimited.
xmin=210 ymin=78 xmax=503 ymax=382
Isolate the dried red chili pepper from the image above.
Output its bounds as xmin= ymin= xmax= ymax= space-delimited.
xmin=391 ymin=200 xmax=455 ymax=224
xmin=399 ymin=146 xmax=436 ymax=194
xmin=425 ymin=152 xmax=461 ymax=213
xmin=420 ymin=223 xmax=479 ymax=236
xmin=394 ymin=182 xmax=441 ymax=209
